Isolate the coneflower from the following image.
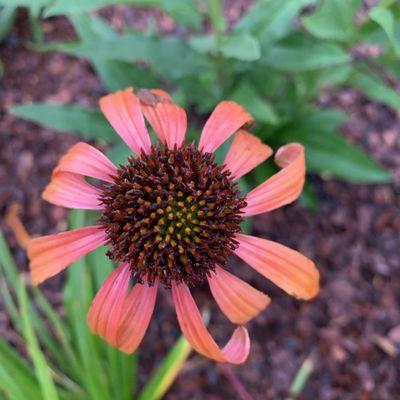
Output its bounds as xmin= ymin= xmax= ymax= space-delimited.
xmin=28 ymin=88 xmax=319 ymax=364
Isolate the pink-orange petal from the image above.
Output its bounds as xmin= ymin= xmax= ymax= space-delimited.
xmin=198 ymin=101 xmax=253 ymax=154
xmin=99 ymin=88 xmax=151 ymax=154
xmin=224 ymin=130 xmax=273 ymax=180
xmin=116 ymin=280 xmax=158 ymax=353
xmin=42 ymin=171 xmax=103 ymax=210
xmin=87 ymin=263 xmax=131 ymax=347
xmin=171 ymin=283 xmax=250 ymax=364
xmin=243 ymin=143 xmax=305 ymax=216
xmin=137 ymin=89 xmax=187 ymax=149
xmin=235 ymin=234 xmax=319 ymax=300
xmin=54 ymin=142 xmax=117 ymax=183
xmin=28 ymin=226 xmax=107 ymax=285
xmin=208 ymin=266 xmax=270 ymax=324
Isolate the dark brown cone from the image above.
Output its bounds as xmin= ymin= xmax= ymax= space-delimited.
xmin=99 ymin=144 xmax=246 ymax=287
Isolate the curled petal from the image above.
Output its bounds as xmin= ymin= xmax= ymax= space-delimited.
xmin=208 ymin=266 xmax=270 ymax=324
xmin=42 ymin=172 xmax=103 ymax=210
xmin=244 ymin=143 xmax=305 ymax=216
xmin=87 ymin=263 xmax=131 ymax=347
xmin=172 ymin=283 xmax=250 ymax=364
xmin=116 ymin=280 xmax=158 ymax=353
xmin=28 ymin=226 xmax=107 ymax=285
xmin=100 ymin=88 xmax=151 ymax=154
xmin=224 ymin=130 xmax=273 ymax=180
xmin=235 ymin=234 xmax=319 ymax=300
xmin=136 ymin=89 xmax=187 ymax=149
xmin=198 ymin=101 xmax=253 ymax=154
xmin=55 ymin=142 xmax=117 ymax=183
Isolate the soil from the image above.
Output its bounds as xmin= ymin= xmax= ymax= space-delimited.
xmin=0 ymin=4 xmax=399 ymax=400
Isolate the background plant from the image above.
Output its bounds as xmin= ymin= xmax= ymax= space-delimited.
xmin=0 ymin=210 xmax=192 ymax=400
xmin=6 ymin=0 xmax=400 ymax=207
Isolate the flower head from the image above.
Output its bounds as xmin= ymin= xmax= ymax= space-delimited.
xmin=28 ymin=88 xmax=319 ymax=364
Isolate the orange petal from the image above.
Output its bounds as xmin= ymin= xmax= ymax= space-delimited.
xmin=172 ymin=282 xmax=250 ymax=364
xmin=136 ymin=89 xmax=187 ymax=149
xmin=28 ymin=226 xmax=107 ymax=285
xmin=244 ymin=143 xmax=305 ymax=216
xmin=116 ymin=280 xmax=158 ymax=353
xmin=87 ymin=263 xmax=131 ymax=347
xmin=42 ymin=171 xmax=103 ymax=210
xmin=224 ymin=130 xmax=273 ymax=180
xmin=208 ymin=266 xmax=270 ymax=324
xmin=198 ymin=101 xmax=253 ymax=153
xmin=99 ymin=88 xmax=151 ymax=154
xmin=235 ymin=234 xmax=319 ymax=300
xmin=87 ymin=263 xmax=131 ymax=346
xmin=54 ymin=142 xmax=117 ymax=183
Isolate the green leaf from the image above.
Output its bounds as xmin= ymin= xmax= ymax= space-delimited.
xmin=138 ymin=336 xmax=191 ymax=400
xmin=0 ymin=338 xmax=42 ymax=400
xmin=235 ymin=0 xmax=315 ymax=48
xmin=10 ymin=104 xmax=116 ymax=141
xmin=351 ymin=71 xmax=400 ymax=110
xmin=160 ymin=0 xmax=202 ymax=29
xmin=262 ymin=37 xmax=350 ymax=71
xmin=299 ymin=182 xmax=319 ymax=212
xmin=303 ymin=0 xmax=362 ymax=42
xmin=17 ymin=280 xmax=60 ymax=400
xmin=0 ymin=6 xmax=17 ymax=42
xmin=369 ymin=6 xmax=400 ymax=54
xmin=229 ymin=82 xmax=279 ymax=125
xmin=280 ymin=111 xmax=391 ymax=183
xmin=220 ymin=34 xmax=260 ymax=61
xmin=43 ymin=0 xmax=159 ymax=17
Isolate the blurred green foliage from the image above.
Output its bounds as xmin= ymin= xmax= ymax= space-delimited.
xmin=5 ymin=0 xmax=400 ymax=192
xmin=0 ymin=213 xmax=191 ymax=400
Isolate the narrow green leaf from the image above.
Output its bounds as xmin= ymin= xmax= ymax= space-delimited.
xmin=0 ymin=230 xmax=19 ymax=290
xmin=369 ymin=6 xmax=400 ymax=54
xmin=0 ymin=6 xmax=17 ymax=42
xmin=286 ymin=357 xmax=314 ymax=400
xmin=138 ymin=336 xmax=191 ymax=400
xmin=0 ymin=338 xmax=42 ymax=399
xmin=220 ymin=34 xmax=260 ymax=61
xmin=17 ymin=280 xmax=59 ymax=400
xmin=230 ymin=82 xmax=279 ymax=125
xmin=10 ymin=104 xmax=115 ymax=141
xmin=351 ymin=71 xmax=400 ymax=110
xmin=302 ymin=0 xmax=362 ymax=42
xmin=280 ymin=111 xmax=391 ymax=183
xmin=43 ymin=0 xmax=160 ymax=17
xmin=160 ymin=0 xmax=202 ymax=29
xmin=235 ymin=0 xmax=314 ymax=48
xmin=262 ymin=39 xmax=350 ymax=71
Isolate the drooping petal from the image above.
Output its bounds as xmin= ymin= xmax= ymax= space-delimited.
xmin=55 ymin=142 xmax=117 ymax=183
xmin=87 ymin=263 xmax=131 ymax=346
xmin=100 ymin=88 xmax=151 ymax=154
xmin=116 ymin=280 xmax=158 ymax=353
xmin=172 ymin=283 xmax=250 ymax=364
xmin=42 ymin=172 xmax=103 ymax=210
xmin=235 ymin=234 xmax=319 ymax=300
xmin=136 ymin=89 xmax=187 ymax=149
xmin=243 ymin=143 xmax=305 ymax=216
xmin=198 ymin=101 xmax=253 ymax=154
xmin=28 ymin=226 xmax=107 ymax=285
xmin=208 ymin=266 xmax=270 ymax=324
xmin=224 ymin=130 xmax=273 ymax=180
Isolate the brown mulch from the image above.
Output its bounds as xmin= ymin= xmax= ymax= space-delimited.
xmin=1 ymin=5 xmax=399 ymax=400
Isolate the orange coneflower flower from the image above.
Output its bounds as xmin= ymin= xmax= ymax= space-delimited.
xmin=28 ymin=88 xmax=319 ymax=364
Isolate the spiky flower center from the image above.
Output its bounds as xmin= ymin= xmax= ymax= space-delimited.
xmin=99 ymin=145 xmax=246 ymax=287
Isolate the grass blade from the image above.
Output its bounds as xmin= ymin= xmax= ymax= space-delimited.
xmin=17 ymin=279 xmax=59 ymax=400
xmin=138 ymin=336 xmax=191 ymax=400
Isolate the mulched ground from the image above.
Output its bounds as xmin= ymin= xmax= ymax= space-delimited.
xmin=0 ymin=5 xmax=399 ymax=400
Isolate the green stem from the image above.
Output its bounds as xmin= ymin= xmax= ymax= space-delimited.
xmin=286 ymin=357 xmax=314 ymax=400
